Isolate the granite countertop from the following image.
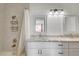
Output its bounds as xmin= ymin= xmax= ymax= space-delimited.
xmin=28 ymin=34 xmax=79 ymax=42
xmin=26 ymin=37 xmax=79 ymax=42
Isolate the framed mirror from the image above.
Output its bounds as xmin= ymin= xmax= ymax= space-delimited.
xmin=35 ymin=16 xmax=45 ymax=33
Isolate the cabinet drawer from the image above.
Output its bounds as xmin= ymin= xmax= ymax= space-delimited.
xmin=26 ymin=49 xmax=41 ymax=56
xmin=43 ymin=49 xmax=68 ymax=56
xmin=69 ymin=42 xmax=79 ymax=48
xmin=26 ymin=42 xmax=43 ymax=49
xmin=69 ymin=49 xmax=79 ymax=56
xmin=26 ymin=42 xmax=68 ymax=49
xmin=26 ymin=49 xmax=68 ymax=56
xmin=50 ymin=42 xmax=68 ymax=49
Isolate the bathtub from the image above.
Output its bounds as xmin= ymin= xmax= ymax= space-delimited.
xmin=0 ymin=51 xmax=16 ymax=56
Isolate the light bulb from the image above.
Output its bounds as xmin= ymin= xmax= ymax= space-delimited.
xmin=59 ymin=14 xmax=64 ymax=17
xmin=60 ymin=11 xmax=64 ymax=15
xmin=48 ymin=11 xmax=53 ymax=15
xmin=54 ymin=11 xmax=59 ymax=16
xmin=48 ymin=11 xmax=54 ymax=17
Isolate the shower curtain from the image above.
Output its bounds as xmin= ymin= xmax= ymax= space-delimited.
xmin=17 ymin=8 xmax=30 ymax=56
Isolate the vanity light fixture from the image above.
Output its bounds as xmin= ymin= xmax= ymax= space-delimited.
xmin=48 ymin=9 xmax=65 ymax=17
xmin=48 ymin=9 xmax=54 ymax=16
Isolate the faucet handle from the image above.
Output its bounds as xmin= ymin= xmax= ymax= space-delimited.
xmin=12 ymin=38 xmax=17 ymax=43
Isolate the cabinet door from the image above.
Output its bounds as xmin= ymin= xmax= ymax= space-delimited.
xmin=47 ymin=16 xmax=64 ymax=35
xmin=42 ymin=49 xmax=68 ymax=56
xmin=26 ymin=49 xmax=38 ymax=56
xmin=69 ymin=42 xmax=79 ymax=48
xmin=26 ymin=49 xmax=43 ymax=56
xmin=69 ymin=49 xmax=79 ymax=56
xmin=69 ymin=42 xmax=79 ymax=56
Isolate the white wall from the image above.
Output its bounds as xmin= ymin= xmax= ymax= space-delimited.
xmin=30 ymin=3 xmax=79 ymax=15
xmin=29 ymin=3 xmax=79 ymax=35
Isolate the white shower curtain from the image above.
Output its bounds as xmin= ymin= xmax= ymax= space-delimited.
xmin=17 ymin=8 xmax=30 ymax=56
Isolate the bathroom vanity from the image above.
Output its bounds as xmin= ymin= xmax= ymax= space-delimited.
xmin=25 ymin=39 xmax=79 ymax=56
xmin=26 ymin=41 xmax=68 ymax=56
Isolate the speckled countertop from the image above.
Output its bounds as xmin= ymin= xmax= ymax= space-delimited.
xmin=25 ymin=34 xmax=79 ymax=42
xmin=26 ymin=37 xmax=79 ymax=42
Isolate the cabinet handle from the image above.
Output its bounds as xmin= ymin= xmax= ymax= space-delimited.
xmin=58 ymin=51 xmax=63 ymax=54
xmin=40 ymin=50 xmax=42 ymax=54
xmin=58 ymin=44 xmax=63 ymax=46
xmin=38 ymin=50 xmax=39 ymax=54
xmin=38 ymin=50 xmax=42 ymax=54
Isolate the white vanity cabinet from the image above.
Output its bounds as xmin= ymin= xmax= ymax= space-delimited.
xmin=26 ymin=41 xmax=68 ymax=56
xmin=64 ymin=16 xmax=79 ymax=35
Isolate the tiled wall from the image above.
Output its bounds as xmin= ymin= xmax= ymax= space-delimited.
xmin=0 ymin=3 xmax=29 ymax=52
xmin=0 ymin=4 xmax=6 ymax=51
